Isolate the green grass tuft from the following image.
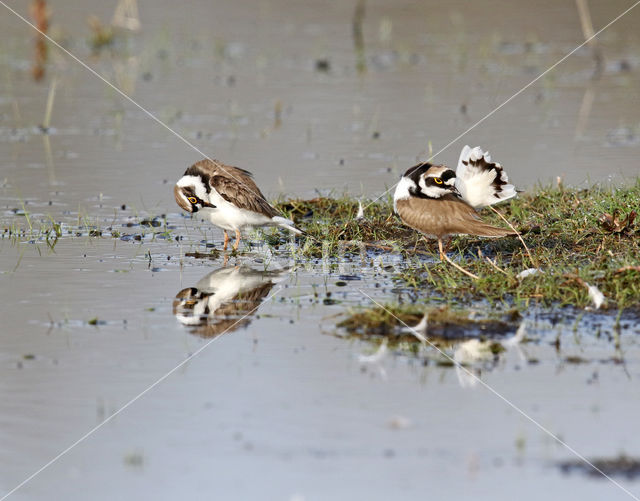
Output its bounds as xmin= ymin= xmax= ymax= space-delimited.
xmin=276 ymin=180 xmax=640 ymax=309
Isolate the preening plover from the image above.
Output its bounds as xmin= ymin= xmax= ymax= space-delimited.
xmin=174 ymin=159 xmax=302 ymax=250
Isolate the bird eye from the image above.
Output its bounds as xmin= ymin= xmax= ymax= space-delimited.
xmin=434 ymin=178 xmax=443 ymax=185
xmin=188 ymin=197 xmax=198 ymax=204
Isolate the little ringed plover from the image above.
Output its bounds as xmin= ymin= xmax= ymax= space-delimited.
xmin=394 ymin=145 xmax=518 ymax=267
xmin=174 ymin=159 xmax=302 ymax=250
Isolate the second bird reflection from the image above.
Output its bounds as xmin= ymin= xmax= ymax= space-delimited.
xmin=173 ymin=265 xmax=290 ymax=338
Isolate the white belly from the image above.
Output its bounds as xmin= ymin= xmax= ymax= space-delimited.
xmin=200 ymin=204 xmax=272 ymax=231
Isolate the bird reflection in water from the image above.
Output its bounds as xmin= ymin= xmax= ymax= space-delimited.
xmin=173 ymin=265 xmax=290 ymax=338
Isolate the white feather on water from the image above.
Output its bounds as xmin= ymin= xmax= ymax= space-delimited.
xmin=586 ymin=282 xmax=606 ymax=309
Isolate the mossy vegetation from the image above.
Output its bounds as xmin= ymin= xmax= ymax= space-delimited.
xmin=276 ymin=196 xmax=421 ymax=253
xmin=336 ymin=303 xmax=518 ymax=349
xmin=277 ymin=180 xmax=640 ymax=309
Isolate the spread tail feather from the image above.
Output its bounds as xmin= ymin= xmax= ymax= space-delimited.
xmin=456 ymin=145 xmax=517 ymax=209
xmin=272 ymin=216 xmax=305 ymax=235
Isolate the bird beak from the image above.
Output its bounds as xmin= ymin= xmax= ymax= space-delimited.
xmin=451 ymin=185 xmax=461 ymax=196
xmin=201 ymin=201 xmax=216 ymax=209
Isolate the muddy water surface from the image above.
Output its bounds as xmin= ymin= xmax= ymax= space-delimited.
xmin=2 ymin=0 xmax=640 ymax=500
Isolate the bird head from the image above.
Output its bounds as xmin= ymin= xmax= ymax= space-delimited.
xmin=402 ymin=163 xmax=458 ymax=199
xmin=174 ymin=176 xmax=215 ymax=213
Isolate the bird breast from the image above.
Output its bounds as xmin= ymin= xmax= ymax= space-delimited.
xmin=395 ymin=195 xmax=479 ymax=238
xmin=201 ymin=189 xmax=273 ymax=230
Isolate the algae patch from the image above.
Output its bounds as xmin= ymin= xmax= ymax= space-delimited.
xmin=277 ymin=181 xmax=640 ymax=309
xmin=337 ymin=304 xmax=519 ymax=348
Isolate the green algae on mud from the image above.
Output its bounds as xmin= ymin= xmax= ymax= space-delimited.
xmin=276 ymin=180 xmax=640 ymax=309
xmin=336 ymin=303 xmax=519 ymax=347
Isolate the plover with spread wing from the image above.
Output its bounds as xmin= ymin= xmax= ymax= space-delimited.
xmin=394 ymin=145 xmax=518 ymax=275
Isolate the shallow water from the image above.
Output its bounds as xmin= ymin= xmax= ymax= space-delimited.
xmin=2 ymin=0 xmax=640 ymax=499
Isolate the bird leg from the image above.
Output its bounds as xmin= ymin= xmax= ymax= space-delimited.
xmin=232 ymin=228 xmax=241 ymax=251
xmin=222 ymin=230 xmax=230 ymax=251
xmin=438 ymin=238 xmax=479 ymax=280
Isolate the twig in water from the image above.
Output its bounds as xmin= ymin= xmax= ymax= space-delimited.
xmin=43 ymin=75 xmax=57 ymax=130
xmin=352 ymin=0 xmax=366 ymax=74
xmin=575 ymin=0 xmax=604 ymax=79
xmin=30 ymin=0 xmax=49 ymax=81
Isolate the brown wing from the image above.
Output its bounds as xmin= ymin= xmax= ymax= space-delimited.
xmin=210 ymin=173 xmax=277 ymax=217
xmin=185 ymin=159 xmax=277 ymax=217
xmin=397 ymin=194 xmax=514 ymax=238
xmin=172 ymin=282 xmax=273 ymax=339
